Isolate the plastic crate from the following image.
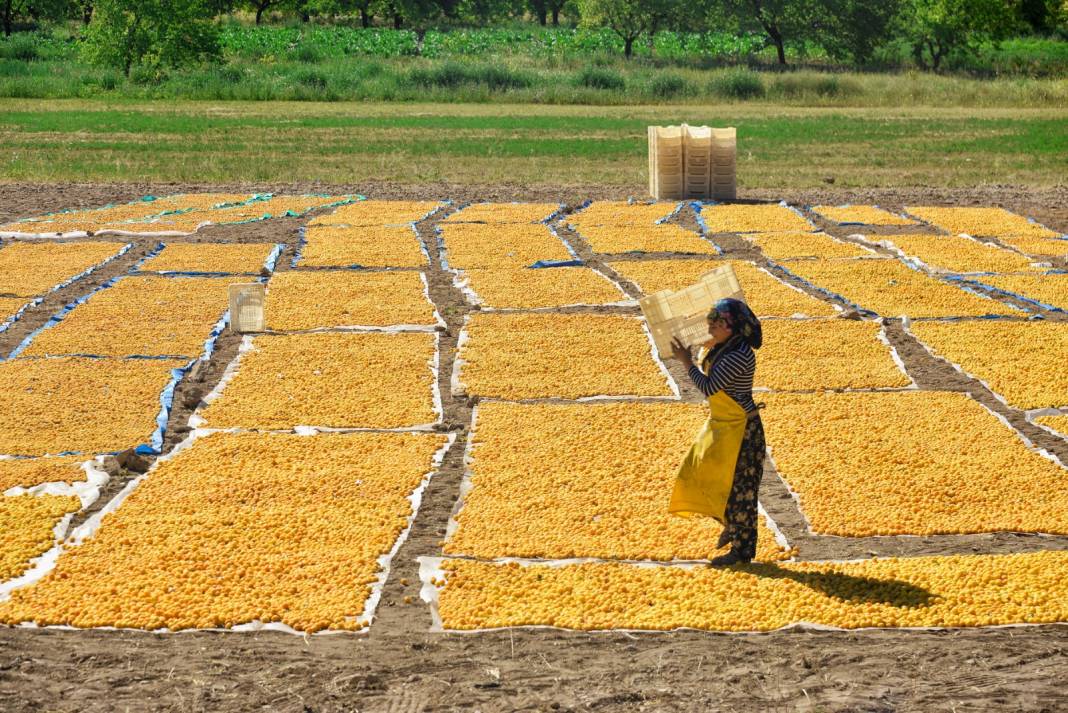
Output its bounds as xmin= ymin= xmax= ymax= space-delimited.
xmin=639 ymin=264 xmax=744 ymax=358
xmin=228 ymin=283 xmax=265 ymax=333
xmin=649 ymin=125 xmax=737 ymax=200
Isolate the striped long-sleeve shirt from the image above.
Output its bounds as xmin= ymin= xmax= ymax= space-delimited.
xmin=687 ymin=343 xmax=758 ymax=413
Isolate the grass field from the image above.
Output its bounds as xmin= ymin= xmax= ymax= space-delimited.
xmin=3 ymin=100 xmax=1066 ymax=187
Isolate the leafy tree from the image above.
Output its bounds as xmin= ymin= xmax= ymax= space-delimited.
xmin=1 ymin=0 xmax=67 ymax=36
xmin=578 ymin=0 xmax=681 ymax=57
xmin=817 ymin=0 xmax=901 ymax=64
xmin=719 ymin=0 xmax=819 ymax=65
xmin=528 ymin=0 xmax=565 ymax=25
xmin=897 ymin=0 xmax=1021 ymax=71
xmin=81 ymin=0 xmax=220 ymax=76
xmin=243 ymin=0 xmax=302 ymax=23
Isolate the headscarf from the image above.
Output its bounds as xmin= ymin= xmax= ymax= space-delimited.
xmin=707 ymin=298 xmax=762 ymax=349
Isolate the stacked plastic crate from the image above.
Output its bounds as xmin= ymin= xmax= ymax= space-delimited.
xmin=648 ymin=125 xmax=736 ymax=200
xmin=710 ymin=128 xmax=737 ymax=200
xmin=647 ymin=126 xmax=684 ymax=200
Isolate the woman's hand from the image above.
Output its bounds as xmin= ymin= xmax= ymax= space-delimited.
xmin=670 ymin=337 xmax=693 ymax=366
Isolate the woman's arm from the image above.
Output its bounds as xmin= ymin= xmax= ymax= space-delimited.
xmin=688 ymin=349 xmax=752 ymax=398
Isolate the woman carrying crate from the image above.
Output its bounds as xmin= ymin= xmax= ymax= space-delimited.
xmin=668 ymin=298 xmax=764 ymax=567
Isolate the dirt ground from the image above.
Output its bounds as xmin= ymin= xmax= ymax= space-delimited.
xmin=1 ymin=183 xmax=1067 ymax=713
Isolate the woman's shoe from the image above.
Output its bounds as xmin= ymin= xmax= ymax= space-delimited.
xmin=709 ymin=551 xmax=750 ymax=567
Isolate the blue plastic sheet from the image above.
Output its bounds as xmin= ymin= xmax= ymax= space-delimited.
xmin=0 ymin=297 xmax=42 ymax=335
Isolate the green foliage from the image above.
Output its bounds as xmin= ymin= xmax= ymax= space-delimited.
xmin=647 ymin=71 xmax=689 ymax=97
xmin=817 ymin=0 xmax=902 ymax=64
xmin=574 ymin=64 xmax=624 ymax=89
xmin=407 ymin=60 xmax=532 ymax=89
xmin=82 ymin=0 xmax=221 ymax=76
xmin=1 ymin=0 xmax=68 ymax=36
xmin=708 ymin=67 xmax=765 ymax=99
xmin=897 ymin=0 xmax=1022 ymax=71
xmin=577 ymin=0 xmax=683 ymax=57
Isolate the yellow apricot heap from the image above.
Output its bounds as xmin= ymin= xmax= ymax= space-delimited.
xmin=608 ymin=259 xmax=839 ymax=318
xmin=998 ymin=235 xmax=1068 ymax=257
xmin=435 ymin=550 xmax=1068 ymax=631
xmin=909 ymin=321 xmax=1068 ymax=410
xmin=210 ymin=195 xmax=351 ymax=223
xmin=756 ymin=319 xmax=910 ymax=391
xmin=299 ymin=225 xmax=427 ymax=268
xmin=442 ymin=202 xmax=560 ymax=224
xmin=0 ymin=357 xmax=181 ymax=455
xmin=22 ymin=276 xmax=235 ymax=358
xmin=0 ymin=297 xmax=30 ymax=323
xmin=265 ymin=271 xmax=437 ymax=331
xmin=811 ymin=205 xmax=916 ymax=226
xmin=0 ymin=494 xmax=80 ymax=581
xmin=439 ymin=223 xmax=574 ymax=269
xmin=0 ymin=431 xmax=448 ymax=632
xmin=744 ymin=232 xmax=878 ymax=261
xmin=974 ymin=273 xmax=1068 ymax=312
xmin=0 ymin=456 xmax=90 ymax=491
xmin=96 ymin=195 xmax=352 ymax=235
xmin=139 ymin=243 xmax=275 ymax=274
xmin=457 ymin=313 xmax=672 ymax=400
xmin=446 ymin=401 xmax=789 ymax=562
xmin=570 ymin=224 xmax=719 ymax=255
xmin=309 ymin=200 xmax=444 ymax=227
xmin=0 ymin=241 xmax=127 ymax=297
xmin=864 ymin=233 xmax=1042 ymax=274
xmin=200 ymin=332 xmax=439 ymax=430
xmin=698 ymin=204 xmax=814 ymax=233
xmin=762 ymin=391 xmax=1068 ymax=537
xmin=1035 ymin=414 xmax=1068 ymax=438
xmin=567 ymin=201 xmax=679 ymax=226
xmin=0 ymin=194 xmax=253 ymax=234
xmin=906 ymin=206 xmax=1062 ymax=239
xmin=785 ymin=259 xmax=1016 ymax=318
xmin=456 ymin=267 xmax=628 ymax=309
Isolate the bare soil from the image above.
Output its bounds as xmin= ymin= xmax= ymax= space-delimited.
xmin=2 ymin=183 xmax=1067 ymax=713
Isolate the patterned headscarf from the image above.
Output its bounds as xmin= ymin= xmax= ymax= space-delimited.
xmin=707 ymin=298 xmax=762 ymax=349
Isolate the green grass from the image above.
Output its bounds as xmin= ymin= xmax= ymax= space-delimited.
xmin=1 ymin=100 xmax=1065 ymax=188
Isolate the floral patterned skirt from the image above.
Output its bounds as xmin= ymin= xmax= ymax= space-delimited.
xmin=722 ymin=414 xmax=766 ymax=561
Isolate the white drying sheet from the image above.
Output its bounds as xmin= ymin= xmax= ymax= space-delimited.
xmin=3 ymin=429 xmax=456 ymax=636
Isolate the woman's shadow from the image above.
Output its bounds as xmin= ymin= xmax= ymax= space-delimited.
xmin=741 ymin=562 xmax=936 ymax=608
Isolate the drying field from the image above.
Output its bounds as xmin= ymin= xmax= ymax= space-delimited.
xmin=0 ymin=185 xmax=1067 ymax=711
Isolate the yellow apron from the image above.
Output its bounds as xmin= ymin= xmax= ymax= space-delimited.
xmin=668 ymin=385 xmax=748 ymax=524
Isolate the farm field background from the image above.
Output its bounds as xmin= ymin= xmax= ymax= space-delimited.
xmin=1 ymin=185 xmax=1067 ymax=711
xmin=2 ymin=100 xmax=1067 ymax=187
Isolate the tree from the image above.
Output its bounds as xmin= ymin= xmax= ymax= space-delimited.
xmin=897 ymin=0 xmax=1020 ymax=71
xmin=81 ymin=0 xmax=220 ymax=76
xmin=719 ymin=0 xmax=821 ymax=65
xmin=1 ymin=0 xmax=67 ymax=36
xmin=817 ymin=0 xmax=901 ymax=64
xmin=578 ymin=0 xmax=680 ymax=57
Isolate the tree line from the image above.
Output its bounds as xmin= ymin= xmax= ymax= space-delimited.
xmin=3 ymin=0 xmax=1066 ymax=76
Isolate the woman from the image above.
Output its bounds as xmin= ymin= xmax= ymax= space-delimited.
xmin=668 ymin=298 xmax=765 ymax=567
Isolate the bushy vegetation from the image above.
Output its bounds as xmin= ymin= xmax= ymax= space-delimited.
xmin=0 ymin=0 xmax=1064 ymax=104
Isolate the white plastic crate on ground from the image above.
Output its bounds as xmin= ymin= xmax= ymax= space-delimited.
xmin=711 ymin=128 xmax=737 ymax=201
xmin=228 ymin=283 xmax=265 ymax=333
xmin=639 ymin=263 xmax=744 ymax=359
xmin=648 ymin=126 xmax=684 ymax=199
xmin=649 ymin=125 xmax=737 ymax=200
xmin=683 ymin=125 xmax=712 ymax=199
